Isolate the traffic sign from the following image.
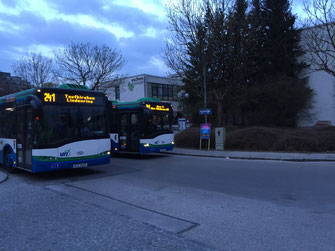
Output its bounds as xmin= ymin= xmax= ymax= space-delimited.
xmin=199 ymin=108 xmax=212 ymax=115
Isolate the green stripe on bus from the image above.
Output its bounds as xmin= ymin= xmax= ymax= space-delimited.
xmin=32 ymin=151 xmax=109 ymax=162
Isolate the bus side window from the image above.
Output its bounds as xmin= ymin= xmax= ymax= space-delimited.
xmin=130 ymin=113 xmax=139 ymax=137
xmin=110 ymin=110 xmax=118 ymax=133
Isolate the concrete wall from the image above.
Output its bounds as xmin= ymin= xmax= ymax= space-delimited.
xmin=299 ymin=27 xmax=335 ymax=126
xmin=299 ymin=70 xmax=335 ymax=126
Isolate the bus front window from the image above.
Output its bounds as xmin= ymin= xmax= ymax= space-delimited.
xmin=35 ymin=105 xmax=107 ymax=148
xmin=144 ymin=110 xmax=173 ymax=138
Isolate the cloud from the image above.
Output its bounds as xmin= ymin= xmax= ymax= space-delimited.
xmin=44 ymin=0 xmax=166 ymax=36
xmin=0 ymin=0 xmax=169 ymax=76
xmin=0 ymin=0 xmax=306 ymax=77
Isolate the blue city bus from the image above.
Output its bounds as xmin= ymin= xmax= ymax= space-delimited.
xmin=109 ymin=98 xmax=174 ymax=154
xmin=0 ymin=84 xmax=110 ymax=173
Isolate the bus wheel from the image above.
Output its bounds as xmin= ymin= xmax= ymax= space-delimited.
xmin=4 ymin=148 xmax=17 ymax=173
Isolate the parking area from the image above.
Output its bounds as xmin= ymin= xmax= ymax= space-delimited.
xmin=2 ymin=154 xmax=335 ymax=250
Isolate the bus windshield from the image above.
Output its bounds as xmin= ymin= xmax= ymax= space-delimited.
xmin=34 ymin=104 xmax=108 ymax=148
xmin=143 ymin=110 xmax=173 ymax=138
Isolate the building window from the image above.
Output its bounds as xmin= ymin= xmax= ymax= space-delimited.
xmin=115 ymin=86 xmax=120 ymax=100
xmin=152 ymin=84 xmax=158 ymax=98
xmin=151 ymin=83 xmax=181 ymax=101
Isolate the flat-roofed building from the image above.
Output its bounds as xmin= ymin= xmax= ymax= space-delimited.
xmin=0 ymin=72 xmax=30 ymax=96
xmin=103 ymin=74 xmax=184 ymax=112
xmin=298 ymin=25 xmax=335 ymax=126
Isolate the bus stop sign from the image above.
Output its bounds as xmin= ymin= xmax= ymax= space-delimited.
xmin=200 ymin=123 xmax=211 ymax=139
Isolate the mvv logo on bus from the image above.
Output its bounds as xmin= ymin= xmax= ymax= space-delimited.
xmin=60 ymin=149 xmax=71 ymax=157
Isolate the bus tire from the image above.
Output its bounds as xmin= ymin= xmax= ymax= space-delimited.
xmin=4 ymin=148 xmax=18 ymax=173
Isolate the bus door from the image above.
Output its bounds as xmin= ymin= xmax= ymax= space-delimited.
xmin=17 ymin=106 xmax=33 ymax=170
xmin=119 ymin=112 xmax=139 ymax=152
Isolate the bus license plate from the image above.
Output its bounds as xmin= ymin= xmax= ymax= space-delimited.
xmin=73 ymin=163 xmax=88 ymax=168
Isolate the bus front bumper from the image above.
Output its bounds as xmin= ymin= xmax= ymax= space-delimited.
xmin=140 ymin=144 xmax=174 ymax=154
xmin=31 ymin=155 xmax=110 ymax=173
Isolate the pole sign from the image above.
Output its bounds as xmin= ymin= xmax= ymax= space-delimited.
xmin=199 ymin=108 xmax=212 ymax=115
xmin=200 ymin=124 xmax=211 ymax=139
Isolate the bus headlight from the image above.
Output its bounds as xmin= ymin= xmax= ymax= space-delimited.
xmin=144 ymin=143 xmax=149 ymax=147
xmin=107 ymin=151 xmax=111 ymax=155
xmin=172 ymin=141 xmax=175 ymax=145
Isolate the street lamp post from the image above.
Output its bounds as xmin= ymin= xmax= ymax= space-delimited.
xmin=203 ymin=62 xmax=207 ymax=124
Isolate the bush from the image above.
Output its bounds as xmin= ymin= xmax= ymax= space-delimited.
xmin=175 ymin=126 xmax=335 ymax=152
xmin=226 ymin=127 xmax=284 ymax=151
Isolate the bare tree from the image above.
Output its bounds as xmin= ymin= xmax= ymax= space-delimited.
xmin=164 ymin=0 xmax=205 ymax=77
xmin=54 ymin=42 xmax=126 ymax=90
xmin=98 ymin=74 xmax=127 ymax=100
xmin=303 ymin=0 xmax=335 ymax=77
xmin=12 ymin=52 xmax=53 ymax=87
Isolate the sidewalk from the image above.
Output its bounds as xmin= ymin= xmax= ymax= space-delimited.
xmin=165 ymin=147 xmax=335 ymax=161
xmin=0 ymin=169 xmax=8 ymax=183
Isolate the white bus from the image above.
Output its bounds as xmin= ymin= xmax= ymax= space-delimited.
xmin=0 ymin=84 xmax=110 ymax=173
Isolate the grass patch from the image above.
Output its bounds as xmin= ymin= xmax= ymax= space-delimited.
xmin=175 ymin=126 xmax=335 ymax=152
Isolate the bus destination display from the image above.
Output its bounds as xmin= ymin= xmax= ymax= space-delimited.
xmin=145 ymin=103 xmax=170 ymax=112
xmin=42 ymin=92 xmax=103 ymax=105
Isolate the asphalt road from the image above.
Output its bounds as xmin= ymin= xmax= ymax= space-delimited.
xmin=1 ymin=154 xmax=335 ymax=250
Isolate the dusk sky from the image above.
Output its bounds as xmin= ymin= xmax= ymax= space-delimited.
xmin=0 ymin=0 xmax=304 ymax=78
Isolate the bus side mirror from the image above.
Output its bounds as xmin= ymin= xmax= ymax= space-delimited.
xmin=27 ymin=95 xmax=42 ymax=111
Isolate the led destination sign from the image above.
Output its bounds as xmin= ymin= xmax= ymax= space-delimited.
xmin=44 ymin=93 xmax=55 ymax=102
xmin=65 ymin=94 xmax=95 ymax=104
xmin=42 ymin=91 xmax=103 ymax=105
xmin=145 ymin=103 xmax=170 ymax=112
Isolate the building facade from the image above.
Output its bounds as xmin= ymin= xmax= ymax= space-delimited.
xmin=105 ymin=74 xmax=184 ymax=112
xmin=0 ymin=72 xmax=30 ymax=96
xmin=298 ymin=69 xmax=335 ymax=126
xmin=298 ymin=26 xmax=335 ymax=126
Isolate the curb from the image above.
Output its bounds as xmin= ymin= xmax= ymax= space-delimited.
xmin=0 ymin=170 xmax=8 ymax=184
xmin=163 ymin=151 xmax=335 ymax=162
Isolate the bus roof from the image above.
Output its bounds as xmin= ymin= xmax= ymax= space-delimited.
xmin=0 ymin=88 xmax=35 ymax=105
xmin=112 ymin=97 xmax=163 ymax=107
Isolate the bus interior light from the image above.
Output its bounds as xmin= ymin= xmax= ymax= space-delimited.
xmin=144 ymin=143 xmax=149 ymax=147
xmin=114 ymin=148 xmax=118 ymax=151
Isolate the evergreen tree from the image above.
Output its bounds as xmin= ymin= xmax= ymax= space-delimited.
xmin=180 ymin=23 xmax=207 ymax=120
xmin=165 ymin=0 xmax=313 ymax=127
xmin=247 ymin=0 xmax=266 ymax=83
xmin=226 ymin=0 xmax=250 ymax=125
xmin=261 ymin=0 xmax=306 ymax=77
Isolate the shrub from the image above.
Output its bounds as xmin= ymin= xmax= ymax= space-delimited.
xmin=175 ymin=126 xmax=335 ymax=152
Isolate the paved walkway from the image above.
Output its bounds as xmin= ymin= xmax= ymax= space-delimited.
xmin=0 ymin=169 xmax=7 ymax=183
xmin=165 ymin=147 xmax=335 ymax=161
